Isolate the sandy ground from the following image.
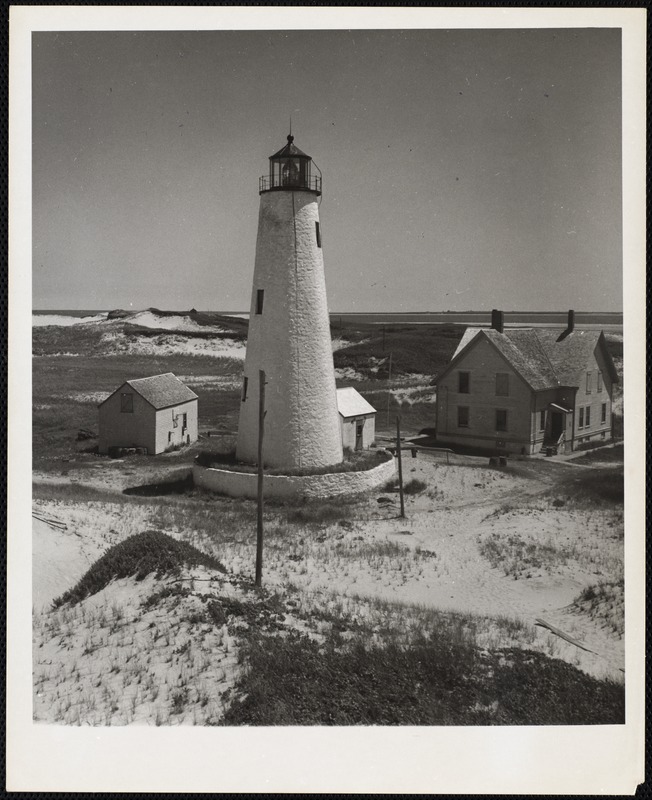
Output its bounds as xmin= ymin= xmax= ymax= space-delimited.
xmin=33 ymin=450 xmax=624 ymax=690
xmin=33 ymin=568 xmax=244 ymax=725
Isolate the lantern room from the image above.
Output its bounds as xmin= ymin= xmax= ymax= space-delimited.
xmin=259 ymin=134 xmax=322 ymax=195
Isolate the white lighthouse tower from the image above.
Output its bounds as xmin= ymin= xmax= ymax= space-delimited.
xmin=236 ymin=134 xmax=344 ymax=470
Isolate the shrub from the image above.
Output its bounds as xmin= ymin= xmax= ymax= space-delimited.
xmin=381 ymin=477 xmax=427 ymax=495
xmin=402 ymin=478 xmax=427 ymax=495
xmin=53 ymin=531 xmax=226 ymax=607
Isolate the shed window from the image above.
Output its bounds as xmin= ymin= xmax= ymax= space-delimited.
xmin=255 ymin=290 xmax=264 ymax=315
xmin=120 ymin=393 xmax=134 ymax=413
xmin=495 ymin=373 xmax=509 ymax=396
xmin=495 ymin=409 xmax=508 ymax=432
xmin=315 ymin=221 xmax=322 ymax=248
xmin=457 ymin=406 xmax=469 ymax=428
xmin=458 ymin=372 xmax=470 ymax=394
xmin=601 ymin=403 xmax=607 ymax=424
xmin=539 ymin=410 xmax=546 ymax=432
xmin=586 ymin=372 xmax=592 ymax=393
xmin=597 ymin=372 xmax=603 ymax=392
xmin=241 ymin=376 xmax=248 ymax=402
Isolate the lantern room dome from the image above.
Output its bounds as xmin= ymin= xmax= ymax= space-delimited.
xmin=259 ymin=134 xmax=322 ymax=196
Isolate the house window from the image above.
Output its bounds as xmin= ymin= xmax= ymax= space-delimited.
xmin=597 ymin=372 xmax=603 ymax=392
xmin=120 ymin=393 xmax=134 ymax=413
xmin=539 ymin=410 xmax=546 ymax=432
xmin=458 ymin=371 xmax=470 ymax=394
xmin=495 ymin=409 xmax=508 ymax=432
xmin=586 ymin=372 xmax=592 ymax=393
xmin=585 ymin=406 xmax=591 ymax=428
xmin=256 ymin=289 xmax=264 ymax=315
xmin=601 ymin=403 xmax=607 ymax=424
xmin=241 ymin=376 xmax=248 ymax=402
xmin=182 ymin=413 xmax=187 ymax=432
xmin=578 ymin=407 xmax=584 ymax=428
xmin=495 ymin=373 xmax=509 ymax=397
xmin=173 ymin=413 xmax=179 ymax=428
xmin=457 ymin=406 xmax=469 ymax=428
xmin=315 ymin=221 xmax=321 ymax=248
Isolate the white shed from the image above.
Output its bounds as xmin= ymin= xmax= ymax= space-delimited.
xmin=336 ymin=387 xmax=376 ymax=451
xmin=98 ymin=372 xmax=198 ymax=455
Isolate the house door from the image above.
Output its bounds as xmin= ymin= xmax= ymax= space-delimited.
xmin=355 ymin=421 xmax=364 ymax=450
xmin=550 ymin=412 xmax=564 ymax=440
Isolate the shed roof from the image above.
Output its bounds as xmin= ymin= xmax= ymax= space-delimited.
xmin=336 ymin=387 xmax=376 ymax=418
xmin=101 ymin=373 xmax=198 ymax=410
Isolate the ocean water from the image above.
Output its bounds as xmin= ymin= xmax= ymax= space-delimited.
xmin=32 ymin=309 xmax=623 ymax=329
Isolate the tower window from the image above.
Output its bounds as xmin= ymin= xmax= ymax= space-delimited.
xmin=315 ymin=221 xmax=321 ymax=248
xmin=242 ymin=377 xmax=248 ymax=402
xmin=256 ymin=289 xmax=264 ymax=315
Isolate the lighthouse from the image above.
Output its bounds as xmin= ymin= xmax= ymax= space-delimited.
xmin=235 ymin=134 xmax=344 ymax=470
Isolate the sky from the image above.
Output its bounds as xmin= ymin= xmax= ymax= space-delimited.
xmin=32 ymin=27 xmax=623 ymax=312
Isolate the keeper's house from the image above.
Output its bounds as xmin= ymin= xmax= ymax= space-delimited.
xmin=434 ymin=310 xmax=618 ymax=455
xmin=336 ymin=387 xmax=376 ymax=451
xmin=99 ymin=373 xmax=198 ymax=455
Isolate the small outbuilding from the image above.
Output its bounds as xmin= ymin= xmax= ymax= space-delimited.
xmin=98 ymin=372 xmax=198 ymax=455
xmin=336 ymin=387 xmax=376 ymax=451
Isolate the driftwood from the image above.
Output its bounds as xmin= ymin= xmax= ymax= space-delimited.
xmin=535 ymin=617 xmax=595 ymax=654
xmin=31 ymin=512 xmax=68 ymax=531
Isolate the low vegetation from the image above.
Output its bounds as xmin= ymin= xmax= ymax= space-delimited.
xmin=53 ymin=531 xmax=226 ymax=607
xmin=223 ymin=629 xmax=624 ymax=725
xmin=573 ymin=580 xmax=624 ymax=638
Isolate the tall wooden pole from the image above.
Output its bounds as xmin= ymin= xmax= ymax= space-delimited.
xmin=385 ymin=351 xmax=393 ymax=428
xmin=255 ymin=370 xmax=266 ymax=587
xmin=396 ymin=415 xmax=405 ymax=518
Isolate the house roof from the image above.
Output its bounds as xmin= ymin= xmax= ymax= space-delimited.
xmin=533 ymin=329 xmax=618 ymax=385
xmin=447 ymin=328 xmax=559 ymax=391
xmin=440 ymin=326 xmax=617 ymax=391
xmin=100 ymin=373 xmax=198 ymax=410
xmin=336 ymin=387 xmax=376 ymax=417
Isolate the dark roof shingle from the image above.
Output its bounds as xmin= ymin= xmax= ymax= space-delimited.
xmin=444 ymin=327 xmax=617 ymax=391
xmin=125 ymin=373 xmax=198 ymax=409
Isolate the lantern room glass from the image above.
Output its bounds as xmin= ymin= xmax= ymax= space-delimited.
xmin=260 ymin=136 xmax=321 ymax=195
xmin=271 ymin=158 xmax=310 ymax=189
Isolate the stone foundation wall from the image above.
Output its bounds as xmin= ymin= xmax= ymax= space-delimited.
xmin=193 ymin=454 xmax=395 ymax=500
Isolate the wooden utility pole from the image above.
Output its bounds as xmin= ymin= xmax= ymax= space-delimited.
xmin=385 ymin=352 xmax=393 ymax=428
xmin=255 ymin=370 xmax=266 ymax=587
xmin=396 ymin=415 xmax=405 ymax=518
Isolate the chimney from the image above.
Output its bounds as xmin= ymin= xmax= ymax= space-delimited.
xmin=491 ymin=309 xmax=504 ymax=334
xmin=557 ymin=309 xmax=575 ymax=342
